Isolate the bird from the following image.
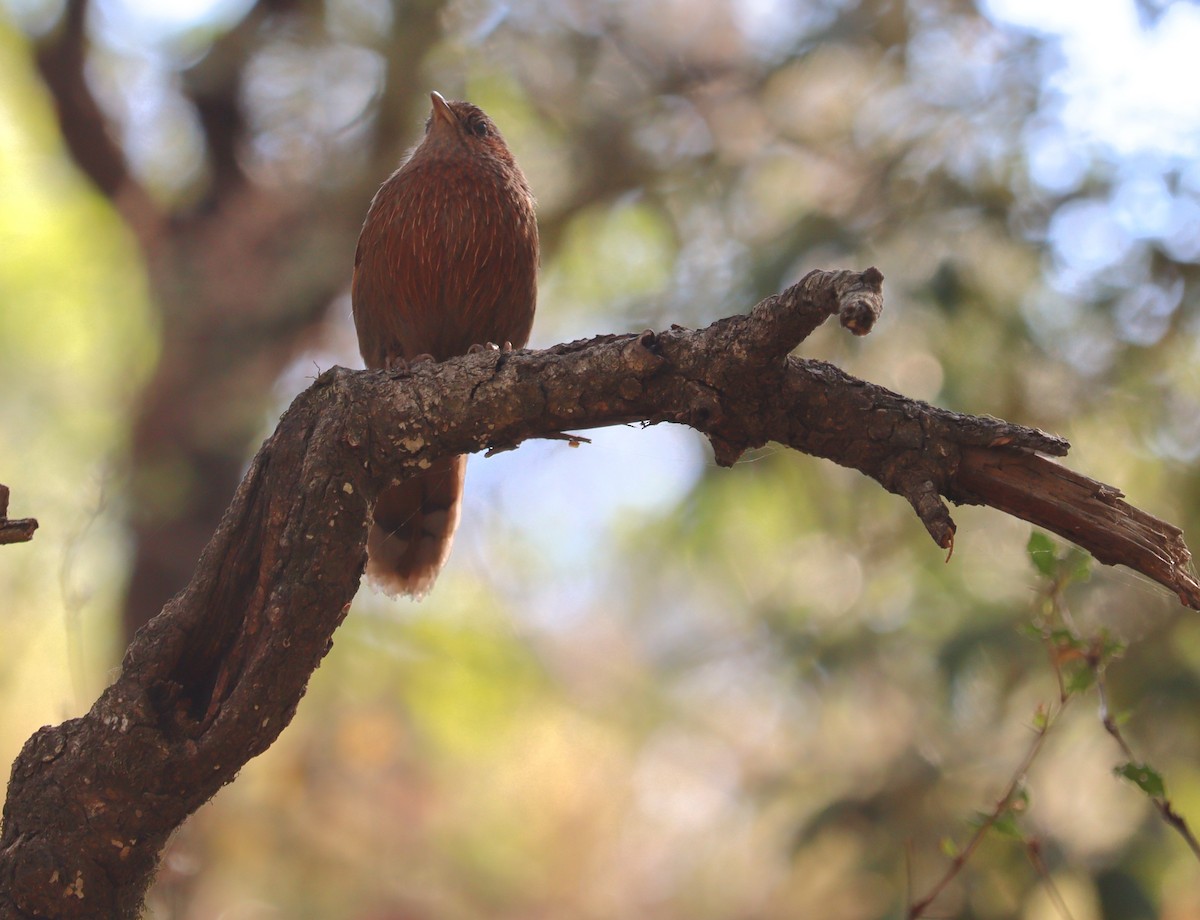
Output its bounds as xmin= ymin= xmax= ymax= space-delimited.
xmin=351 ymin=91 xmax=539 ymax=598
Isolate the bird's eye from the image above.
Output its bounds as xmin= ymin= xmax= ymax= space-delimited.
xmin=468 ymin=119 xmax=490 ymax=138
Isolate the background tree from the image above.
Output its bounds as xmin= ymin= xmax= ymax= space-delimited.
xmin=1 ymin=0 xmax=1198 ymax=917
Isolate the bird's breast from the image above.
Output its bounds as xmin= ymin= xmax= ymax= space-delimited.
xmin=355 ymin=157 xmax=538 ymax=363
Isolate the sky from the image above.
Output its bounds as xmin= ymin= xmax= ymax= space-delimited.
xmin=984 ymin=0 xmax=1200 ymax=164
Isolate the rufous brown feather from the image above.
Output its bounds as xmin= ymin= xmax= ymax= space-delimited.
xmin=352 ymin=91 xmax=538 ymax=597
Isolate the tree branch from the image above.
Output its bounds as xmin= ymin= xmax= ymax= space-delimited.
xmin=953 ymin=448 xmax=1200 ymax=609
xmin=34 ymin=0 xmax=127 ymax=200
xmin=0 ymin=485 xmax=37 ymax=545
xmin=1 ymin=268 xmax=1194 ymax=917
xmin=34 ymin=0 xmax=162 ymax=244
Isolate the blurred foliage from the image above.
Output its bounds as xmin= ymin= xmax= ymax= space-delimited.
xmin=2 ymin=0 xmax=1200 ymax=917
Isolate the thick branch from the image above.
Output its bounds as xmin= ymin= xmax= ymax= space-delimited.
xmin=1 ymin=268 xmax=1194 ymax=917
xmin=34 ymin=0 xmax=127 ymax=200
xmin=34 ymin=0 xmax=162 ymax=243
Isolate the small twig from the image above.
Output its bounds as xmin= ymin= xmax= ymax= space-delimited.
xmin=0 ymin=484 xmax=38 ymax=545
xmin=1033 ymin=583 xmax=1079 ymax=704
xmin=1097 ymin=672 xmax=1200 ymax=862
xmin=903 ymin=839 xmax=915 ymax=915
xmin=1025 ymin=838 xmax=1077 ymax=920
xmin=484 ymin=431 xmax=592 ymax=456
xmin=908 ymin=701 xmax=1063 ymax=918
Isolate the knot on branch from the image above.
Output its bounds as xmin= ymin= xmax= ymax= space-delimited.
xmin=742 ymin=267 xmax=885 ymax=364
xmin=624 ymin=329 xmax=667 ymax=372
xmin=832 ymin=266 xmax=885 ymax=335
xmin=898 ymin=474 xmax=958 ymax=552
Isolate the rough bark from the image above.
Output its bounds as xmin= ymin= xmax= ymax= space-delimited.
xmin=1 ymin=268 xmax=1196 ymax=918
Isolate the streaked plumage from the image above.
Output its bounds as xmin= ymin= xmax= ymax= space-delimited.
xmin=352 ymin=92 xmax=538 ymax=597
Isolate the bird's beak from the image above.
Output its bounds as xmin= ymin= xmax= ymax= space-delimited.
xmin=430 ymin=91 xmax=457 ymax=131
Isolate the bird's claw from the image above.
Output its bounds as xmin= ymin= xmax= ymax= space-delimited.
xmin=384 ymin=353 xmax=435 ymax=372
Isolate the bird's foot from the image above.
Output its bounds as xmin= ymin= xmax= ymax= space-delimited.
xmin=467 ymin=341 xmax=513 ymax=354
xmin=384 ymin=353 xmax=435 ymax=372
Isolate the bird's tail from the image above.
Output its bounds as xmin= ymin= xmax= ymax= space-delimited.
xmin=365 ymin=454 xmax=466 ymax=599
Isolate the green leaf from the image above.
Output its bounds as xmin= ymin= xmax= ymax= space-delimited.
xmin=1064 ymin=666 xmax=1097 ymax=695
xmin=990 ymin=811 xmax=1024 ymax=839
xmin=1096 ymin=629 xmax=1127 ymax=664
xmin=1110 ymin=708 xmax=1134 ymax=727
xmin=1027 ymin=532 xmax=1058 ymax=577
xmin=1064 ymin=548 xmax=1093 ymax=584
xmin=1047 ymin=628 xmax=1081 ymax=647
xmin=1115 ymin=762 xmax=1167 ymax=799
xmin=1018 ymin=622 xmax=1045 ymax=641
xmin=940 ymin=836 xmax=959 ymax=858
